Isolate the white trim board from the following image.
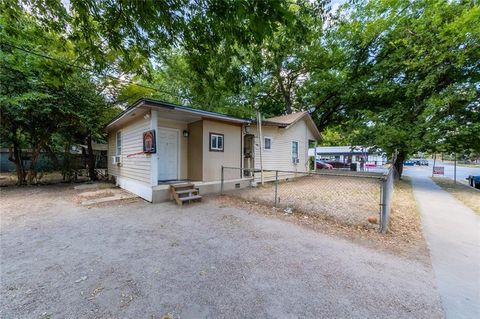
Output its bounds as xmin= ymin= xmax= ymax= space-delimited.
xmin=116 ymin=176 xmax=152 ymax=202
xmin=150 ymin=110 xmax=158 ymax=186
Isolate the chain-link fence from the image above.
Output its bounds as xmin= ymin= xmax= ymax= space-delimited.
xmin=221 ymin=166 xmax=395 ymax=233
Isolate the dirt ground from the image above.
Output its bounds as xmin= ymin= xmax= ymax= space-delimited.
xmin=1 ymin=184 xmax=443 ymax=318
xmin=0 ymin=171 xmax=89 ymax=187
xmin=222 ymin=177 xmax=431 ymax=264
xmin=228 ymin=174 xmax=381 ymax=227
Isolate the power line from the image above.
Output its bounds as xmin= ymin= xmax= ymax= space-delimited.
xmin=0 ymin=40 xmax=181 ymax=100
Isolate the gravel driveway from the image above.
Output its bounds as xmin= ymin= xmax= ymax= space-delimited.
xmin=0 ymin=185 xmax=443 ymax=318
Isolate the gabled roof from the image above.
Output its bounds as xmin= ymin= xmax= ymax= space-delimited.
xmin=106 ymin=98 xmax=250 ymax=130
xmin=260 ymin=111 xmax=321 ymax=139
xmin=263 ymin=111 xmax=309 ymax=126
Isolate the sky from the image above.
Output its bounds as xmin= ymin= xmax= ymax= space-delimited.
xmin=330 ymin=0 xmax=348 ymax=12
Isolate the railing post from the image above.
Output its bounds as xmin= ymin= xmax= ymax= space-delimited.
xmin=274 ymin=170 xmax=279 ymax=207
xmin=221 ymin=165 xmax=224 ymax=195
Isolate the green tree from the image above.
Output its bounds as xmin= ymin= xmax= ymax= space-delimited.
xmin=0 ymin=13 xmax=117 ymax=183
xmin=321 ymin=0 xmax=480 ymax=176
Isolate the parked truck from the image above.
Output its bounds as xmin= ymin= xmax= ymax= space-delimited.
xmin=466 ymin=175 xmax=480 ymax=189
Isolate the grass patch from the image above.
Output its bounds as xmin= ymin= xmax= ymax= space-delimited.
xmin=432 ymin=177 xmax=480 ymax=215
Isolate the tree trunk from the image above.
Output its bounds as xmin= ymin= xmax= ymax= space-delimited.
xmin=393 ymin=150 xmax=406 ymax=178
xmin=9 ymin=143 xmax=26 ymax=185
xmin=27 ymin=145 xmax=41 ymax=184
xmin=276 ymin=72 xmax=293 ymax=114
xmin=87 ymin=134 xmax=97 ymax=181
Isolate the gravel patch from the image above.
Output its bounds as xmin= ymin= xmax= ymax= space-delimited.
xmin=0 ymin=184 xmax=443 ymax=318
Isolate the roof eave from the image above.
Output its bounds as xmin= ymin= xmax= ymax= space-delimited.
xmin=106 ymin=98 xmax=250 ymax=131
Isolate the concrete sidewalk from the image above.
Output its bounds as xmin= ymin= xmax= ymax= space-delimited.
xmin=411 ymin=176 xmax=480 ymax=319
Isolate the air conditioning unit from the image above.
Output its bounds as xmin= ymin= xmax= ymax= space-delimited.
xmin=112 ymin=155 xmax=122 ymax=165
xmin=292 ymin=157 xmax=299 ymax=164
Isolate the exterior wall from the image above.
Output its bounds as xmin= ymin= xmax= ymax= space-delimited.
xmin=187 ymin=120 xmax=203 ymax=181
xmin=202 ymin=119 xmax=242 ymax=181
xmin=108 ymin=115 xmax=244 ymax=200
xmin=157 ymin=118 xmax=189 ymax=180
xmin=253 ymin=118 xmax=315 ymax=172
xmin=108 ymin=116 xmax=152 ymax=185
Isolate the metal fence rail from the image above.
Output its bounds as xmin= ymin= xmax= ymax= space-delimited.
xmin=221 ymin=166 xmax=395 ymax=232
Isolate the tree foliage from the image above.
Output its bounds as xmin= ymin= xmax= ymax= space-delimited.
xmin=0 ymin=13 xmax=117 ymax=183
xmin=1 ymin=0 xmax=479 ymax=181
xmin=310 ymin=0 xmax=480 ymax=175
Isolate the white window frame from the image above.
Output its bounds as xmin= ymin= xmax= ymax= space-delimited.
xmin=264 ymin=137 xmax=272 ymax=151
xmin=116 ymin=131 xmax=122 ymax=156
xmin=292 ymin=141 xmax=299 ymax=160
xmin=209 ymin=133 xmax=224 ymax=152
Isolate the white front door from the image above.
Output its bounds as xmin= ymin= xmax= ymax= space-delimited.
xmin=157 ymin=128 xmax=178 ymax=181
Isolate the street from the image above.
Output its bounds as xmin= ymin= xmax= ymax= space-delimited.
xmin=405 ymin=160 xmax=480 ymax=184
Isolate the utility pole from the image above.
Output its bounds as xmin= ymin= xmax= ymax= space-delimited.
xmin=257 ymin=110 xmax=264 ymax=186
xmin=454 ymin=152 xmax=457 ymax=184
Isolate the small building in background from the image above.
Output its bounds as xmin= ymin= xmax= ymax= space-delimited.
xmin=310 ymin=146 xmax=387 ymax=167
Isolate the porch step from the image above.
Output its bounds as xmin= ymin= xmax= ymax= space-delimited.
xmin=179 ymin=195 xmax=202 ymax=202
xmin=170 ymin=184 xmax=202 ymax=206
xmin=172 ymin=183 xmax=194 ymax=189
xmin=175 ymin=189 xmax=199 ymax=195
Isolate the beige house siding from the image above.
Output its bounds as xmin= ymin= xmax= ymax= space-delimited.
xmin=253 ymin=118 xmax=315 ymax=172
xmin=108 ymin=116 xmax=152 ymax=184
xmin=157 ymin=118 xmax=189 ymax=180
xmin=202 ymin=119 xmax=242 ymax=181
xmin=187 ymin=120 xmax=203 ymax=181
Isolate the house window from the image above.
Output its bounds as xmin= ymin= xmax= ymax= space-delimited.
xmin=264 ymin=137 xmax=272 ymax=150
xmin=116 ymin=131 xmax=122 ymax=155
xmin=209 ymin=133 xmax=224 ymax=152
xmin=292 ymin=141 xmax=299 ymax=161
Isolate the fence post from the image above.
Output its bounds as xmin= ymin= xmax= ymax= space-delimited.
xmin=379 ymin=178 xmax=384 ymax=232
xmin=221 ymin=165 xmax=224 ymax=195
xmin=380 ymin=177 xmax=387 ymax=233
xmin=274 ymin=170 xmax=279 ymax=207
xmin=380 ymin=170 xmax=393 ymax=234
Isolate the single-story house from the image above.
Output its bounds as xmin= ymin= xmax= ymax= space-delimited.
xmin=105 ymin=98 xmax=321 ymax=203
xmin=247 ymin=112 xmax=320 ymax=173
xmin=310 ymin=146 xmax=386 ymax=166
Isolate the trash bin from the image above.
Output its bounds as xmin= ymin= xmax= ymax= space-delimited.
xmin=350 ymin=163 xmax=357 ymax=171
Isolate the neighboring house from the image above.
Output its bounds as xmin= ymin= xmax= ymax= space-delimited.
xmin=312 ymin=146 xmax=386 ymax=166
xmin=246 ymin=112 xmax=321 ymax=173
xmin=105 ymin=98 xmax=321 ymax=203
